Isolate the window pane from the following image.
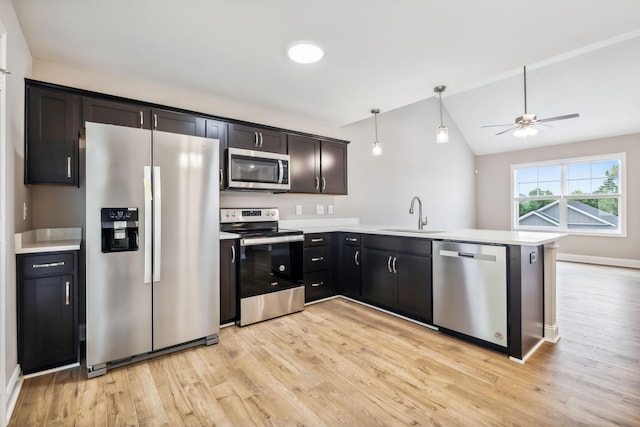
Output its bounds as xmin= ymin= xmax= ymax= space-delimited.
xmin=566 ymin=198 xmax=619 ymax=230
xmin=516 ymin=166 xmax=560 ymax=196
xmin=567 ymin=160 xmax=620 ymax=195
xmin=518 ymin=199 xmax=559 ymax=228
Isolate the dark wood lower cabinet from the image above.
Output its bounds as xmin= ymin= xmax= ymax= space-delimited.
xmin=17 ymin=251 xmax=79 ymax=374
xmin=220 ymin=239 xmax=238 ymax=324
xmin=340 ymin=233 xmax=361 ymax=298
xmin=303 ymin=233 xmax=336 ymax=302
xmin=361 ymin=235 xmax=432 ymax=323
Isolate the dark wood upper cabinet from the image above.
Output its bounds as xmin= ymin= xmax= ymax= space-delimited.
xmin=83 ymin=96 xmax=151 ymax=129
xmin=288 ymin=135 xmax=347 ymax=195
xmin=288 ymin=135 xmax=321 ymax=193
xmin=205 ymin=119 xmax=229 ymax=190
xmin=26 ymin=85 xmax=81 ymax=186
xmin=151 ymin=109 xmax=205 ymax=137
xmin=320 ymin=140 xmax=347 ymax=195
xmin=228 ymin=123 xmax=286 ymax=154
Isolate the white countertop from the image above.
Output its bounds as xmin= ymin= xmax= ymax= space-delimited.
xmin=219 ymin=217 xmax=566 ymax=246
xmin=279 ymin=218 xmax=566 ymax=246
xmin=15 ymin=228 xmax=83 ymax=254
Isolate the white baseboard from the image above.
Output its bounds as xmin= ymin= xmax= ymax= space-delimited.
xmin=557 ymin=253 xmax=640 ymax=269
xmin=544 ymin=323 xmax=561 ymax=343
xmin=5 ymin=365 xmax=22 ymax=424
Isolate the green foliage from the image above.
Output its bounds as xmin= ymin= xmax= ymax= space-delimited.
xmin=519 ymin=188 xmax=554 ymax=217
xmin=570 ymin=165 xmax=619 ymax=215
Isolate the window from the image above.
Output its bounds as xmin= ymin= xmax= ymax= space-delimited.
xmin=512 ymin=154 xmax=625 ymax=236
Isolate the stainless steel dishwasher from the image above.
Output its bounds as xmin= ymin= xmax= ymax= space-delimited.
xmin=432 ymin=241 xmax=508 ymax=348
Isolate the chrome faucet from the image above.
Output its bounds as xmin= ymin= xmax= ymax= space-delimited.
xmin=409 ymin=196 xmax=428 ymax=230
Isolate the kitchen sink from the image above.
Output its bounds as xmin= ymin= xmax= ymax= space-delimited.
xmin=380 ymin=228 xmax=446 ymax=234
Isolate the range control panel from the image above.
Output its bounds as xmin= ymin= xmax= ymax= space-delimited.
xmin=220 ymin=208 xmax=280 ymax=223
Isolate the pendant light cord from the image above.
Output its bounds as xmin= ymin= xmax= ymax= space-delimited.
xmin=438 ymin=92 xmax=444 ymax=126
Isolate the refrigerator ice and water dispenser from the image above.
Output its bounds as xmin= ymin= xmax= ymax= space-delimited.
xmin=101 ymin=207 xmax=139 ymax=252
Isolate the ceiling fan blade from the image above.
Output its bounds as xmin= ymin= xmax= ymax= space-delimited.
xmin=495 ymin=126 xmax=517 ymax=136
xmin=536 ymin=113 xmax=580 ymax=123
xmin=481 ymin=123 xmax=514 ymax=128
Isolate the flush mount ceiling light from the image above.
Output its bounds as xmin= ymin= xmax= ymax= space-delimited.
xmin=371 ymin=108 xmax=382 ymax=156
xmin=287 ymin=42 xmax=324 ymax=64
xmin=434 ymin=85 xmax=449 ymax=144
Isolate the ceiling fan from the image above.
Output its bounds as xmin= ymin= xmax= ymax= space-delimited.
xmin=482 ymin=66 xmax=579 ymax=139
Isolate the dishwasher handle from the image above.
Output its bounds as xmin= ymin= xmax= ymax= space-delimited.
xmin=438 ymin=249 xmax=497 ymax=262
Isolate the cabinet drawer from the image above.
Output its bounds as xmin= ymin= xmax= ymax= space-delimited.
xmin=21 ymin=252 xmax=75 ymax=278
xmin=304 ymin=246 xmax=331 ymax=272
xmin=304 ymin=233 xmax=330 ymax=247
xmin=342 ymin=233 xmax=361 ymax=245
xmin=304 ymin=270 xmax=334 ymax=301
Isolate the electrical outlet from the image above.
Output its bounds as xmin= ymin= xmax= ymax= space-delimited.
xmin=295 ymin=205 xmax=302 ymax=215
xmin=23 ymin=202 xmax=27 ymax=221
xmin=327 ymin=204 xmax=334 ymax=215
xmin=316 ymin=205 xmax=324 ymax=215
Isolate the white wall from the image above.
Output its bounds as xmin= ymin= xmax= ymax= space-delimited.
xmin=475 ymin=133 xmax=640 ymax=263
xmin=0 ymin=0 xmax=32 ymax=424
xmin=336 ymin=98 xmax=476 ymax=228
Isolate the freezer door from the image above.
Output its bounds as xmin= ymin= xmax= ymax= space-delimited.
xmin=151 ymin=130 xmax=220 ymax=350
xmin=85 ymin=122 xmax=153 ymax=367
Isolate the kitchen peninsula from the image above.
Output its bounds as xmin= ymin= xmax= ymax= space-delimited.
xmin=277 ymin=218 xmax=567 ymax=362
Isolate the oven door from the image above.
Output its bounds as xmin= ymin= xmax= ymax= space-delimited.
xmin=239 ymin=234 xmax=303 ymax=298
xmin=227 ymin=147 xmax=290 ymax=191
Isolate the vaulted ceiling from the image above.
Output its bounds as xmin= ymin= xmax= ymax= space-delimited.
xmin=12 ymin=0 xmax=640 ymax=154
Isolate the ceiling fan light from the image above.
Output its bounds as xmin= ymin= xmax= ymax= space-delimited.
xmin=513 ymin=125 xmax=538 ymax=139
xmin=436 ymin=126 xmax=449 ymax=144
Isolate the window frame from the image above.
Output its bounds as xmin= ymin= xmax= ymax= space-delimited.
xmin=511 ymin=153 xmax=626 ymax=237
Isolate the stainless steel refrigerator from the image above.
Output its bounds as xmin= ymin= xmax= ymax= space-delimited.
xmin=85 ymin=122 xmax=219 ymax=378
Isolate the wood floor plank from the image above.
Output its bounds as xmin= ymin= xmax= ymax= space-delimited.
xmin=45 ymin=368 xmax=80 ymax=426
xmin=8 ymin=261 xmax=640 ymax=426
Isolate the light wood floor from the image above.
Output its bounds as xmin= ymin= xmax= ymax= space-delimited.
xmin=9 ymin=261 xmax=640 ymax=426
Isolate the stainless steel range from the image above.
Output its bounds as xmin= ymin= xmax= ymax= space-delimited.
xmin=220 ymin=208 xmax=304 ymax=326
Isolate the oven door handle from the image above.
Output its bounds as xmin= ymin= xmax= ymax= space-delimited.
xmin=241 ymin=234 xmax=304 ymax=246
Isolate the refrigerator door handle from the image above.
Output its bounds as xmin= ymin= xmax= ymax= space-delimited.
xmin=144 ymin=166 xmax=153 ymax=284
xmin=153 ymin=166 xmax=162 ymax=282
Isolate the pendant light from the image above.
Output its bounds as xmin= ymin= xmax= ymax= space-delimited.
xmin=434 ymin=85 xmax=449 ymax=144
xmin=371 ymin=108 xmax=382 ymax=156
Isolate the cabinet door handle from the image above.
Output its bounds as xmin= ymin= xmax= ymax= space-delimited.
xmin=315 ymin=177 xmax=320 ymax=190
xmin=259 ymin=132 xmax=264 ymax=147
xmin=311 ymin=256 xmax=324 ymax=262
xmin=231 ymin=245 xmax=236 ymax=264
xmin=311 ymin=282 xmax=323 ymax=287
xmin=355 ymin=250 xmax=360 ymax=266
xmin=32 ymin=261 xmax=65 ymax=269
xmin=322 ymin=177 xmax=326 ymax=192
xmin=311 ymin=238 xmax=324 ymax=243
xmin=392 ymin=256 xmax=397 ymax=274
xmin=139 ymin=111 xmax=144 ymax=127
xmin=346 ymin=237 xmax=358 ymax=242
xmin=254 ymin=131 xmax=259 ymax=147
xmin=387 ymin=255 xmax=392 ymax=273
xmin=67 ymin=156 xmax=72 ymax=178
xmin=154 ymin=113 xmax=158 ymax=129
xmin=65 ymin=281 xmax=70 ymax=305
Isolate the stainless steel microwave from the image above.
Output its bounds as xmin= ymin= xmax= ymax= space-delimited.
xmin=227 ymin=147 xmax=290 ymax=191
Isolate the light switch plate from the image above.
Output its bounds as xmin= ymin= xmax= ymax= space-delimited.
xmin=327 ymin=204 xmax=334 ymax=215
xmin=316 ymin=205 xmax=324 ymax=215
xmin=295 ymin=205 xmax=302 ymax=215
